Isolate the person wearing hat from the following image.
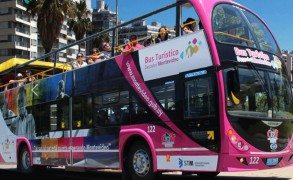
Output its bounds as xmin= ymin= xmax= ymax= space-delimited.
xmin=185 ymin=17 xmax=197 ymax=32
xmin=72 ymin=52 xmax=88 ymax=69
xmin=9 ymin=73 xmax=26 ymax=87
xmin=122 ymin=34 xmax=144 ymax=56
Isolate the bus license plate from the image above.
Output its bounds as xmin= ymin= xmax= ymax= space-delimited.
xmin=266 ymin=158 xmax=279 ymax=166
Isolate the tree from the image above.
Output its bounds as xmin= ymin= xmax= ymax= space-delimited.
xmin=26 ymin=0 xmax=75 ymax=61
xmin=67 ymin=0 xmax=92 ymax=52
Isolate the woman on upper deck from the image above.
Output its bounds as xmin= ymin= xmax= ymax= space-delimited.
xmin=155 ymin=27 xmax=169 ymax=43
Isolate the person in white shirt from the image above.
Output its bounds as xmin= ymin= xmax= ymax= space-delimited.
xmin=72 ymin=52 xmax=87 ymax=69
xmin=9 ymin=73 xmax=25 ymax=87
xmin=100 ymin=41 xmax=112 ymax=60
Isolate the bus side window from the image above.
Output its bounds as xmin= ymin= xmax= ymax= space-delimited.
xmin=72 ymin=95 xmax=92 ymax=129
xmin=94 ymin=91 xmax=129 ymax=126
xmin=131 ymin=96 xmax=149 ymax=124
xmin=57 ymin=98 xmax=69 ymax=130
xmin=33 ymin=103 xmax=50 ymax=136
xmin=185 ymin=76 xmax=215 ymax=119
xmin=150 ymin=80 xmax=177 ymax=119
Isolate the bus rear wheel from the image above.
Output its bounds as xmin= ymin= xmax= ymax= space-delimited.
xmin=125 ymin=141 xmax=155 ymax=180
xmin=18 ymin=146 xmax=32 ymax=173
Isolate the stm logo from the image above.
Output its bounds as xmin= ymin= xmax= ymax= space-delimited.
xmin=179 ymin=158 xmax=183 ymax=168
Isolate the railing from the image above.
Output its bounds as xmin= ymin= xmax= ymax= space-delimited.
xmin=0 ymin=1 xmax=184 ymax=91
xmin=15 ymin=1 xmax=182 ymax=70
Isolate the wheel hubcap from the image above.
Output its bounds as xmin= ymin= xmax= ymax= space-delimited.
xmin=22 ymin=150 xmax=30 ymax=170
xmin=132 ymin=149 xmax=150 ymax=176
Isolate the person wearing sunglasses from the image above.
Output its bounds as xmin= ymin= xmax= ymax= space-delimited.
xmin=72 ymin=52 xmax=87 ymax=69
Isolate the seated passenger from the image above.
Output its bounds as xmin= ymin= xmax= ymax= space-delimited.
xmin=87 ymin=48 xmax=103 ymax=64
xmin=72 ymin=52 xmax=87 ymax=69
xmin=155 ymin=27 xmax=169 ymax=43
xmin=122 ymin=35 xmax=144 ymax=56
xmin=99 ymin=41 xmax=112 ymax=61
xmin=182 ymin=23 xmax=193 ymax=34
xmin=9 ymin=73 xmax=26 ymax=87
xmin=184 ymin=17 xmax=197 ymax=32
xmin=24 ymin=70 xmax=35 ymax=84
xmin=143 ymin=36 xmax=155 ymax=47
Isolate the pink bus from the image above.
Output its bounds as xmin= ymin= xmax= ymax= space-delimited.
xmin=0 ymin=0 xmax=292 ymax=179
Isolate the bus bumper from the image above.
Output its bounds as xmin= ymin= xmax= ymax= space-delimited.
xmin=218 ymin=152 xmax=293 ymax=172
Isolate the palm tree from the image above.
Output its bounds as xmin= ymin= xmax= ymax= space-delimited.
xmin=67 ymin=0 xmax=92 ymax=52
xmin=26 ymin=0 xmax=74 ymax=61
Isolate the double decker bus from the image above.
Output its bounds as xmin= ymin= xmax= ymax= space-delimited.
xmin=0 ymin=0 xmax=292 ymax=179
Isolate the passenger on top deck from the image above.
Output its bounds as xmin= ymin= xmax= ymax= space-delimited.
xmin=99 ymin=41 xmax=113 ymax=61
xmin=9 ymin=73 xmax=26 ymax=87
xmin=87 ymin=47 xmax=103 ymax=64
xmin=24 ymin=70 xmax=35 ymax=84
xmin=72 ymin=52 xmax=87 ymax=69
xmin=122 ymin=35 xmax=144 ymax=56
xmin=185 ymin=17 xmax=197 ymax=32
xmin=155 ymin=27 xmax=169 ymax=43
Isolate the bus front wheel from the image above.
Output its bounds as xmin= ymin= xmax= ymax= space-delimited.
xmin=18 ymin=146 xmax=32 ymax=173
xmin=124 ymin=141 xmax=155 ymax=180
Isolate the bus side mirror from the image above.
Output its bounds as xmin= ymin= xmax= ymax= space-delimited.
xmin=227 ymin=69 xmax=241 ymax=105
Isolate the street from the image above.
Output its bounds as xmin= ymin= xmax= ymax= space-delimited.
xmin=0 ymin=165 xmax=292 ymax=180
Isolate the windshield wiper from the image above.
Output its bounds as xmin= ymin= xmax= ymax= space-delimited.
xmin=245 ymin=61 xmax=273 ymax=117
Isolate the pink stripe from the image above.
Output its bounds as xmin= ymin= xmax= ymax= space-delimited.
xmin=0 ymin=153 xmax=4 ymax=163
xmin=115 ymin=54 xmax=185 ymax=136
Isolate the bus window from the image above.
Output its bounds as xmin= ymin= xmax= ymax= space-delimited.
xmin=213 ymin=4 xmax=257 ymax=48
xmin=185 ymin=77 xmax=215 ymax=119
xmin=72 ymin=95 xmax=92 ymax=129
xmin=50 ymin=104 xmax=57 ymax=131
xmin=33 ymin=103 xmax=50 ymax=136
xmin=130 ymin=95 xmax=158 ymax=124
xmin=150 ymin=80 xmax=176 ymax=111
xmin=242 ymin=11 xmax=279 ymax=54
xmin=57 ymin=99 xmax=69 ymax=130
xmin=94 ymin=91 xmax=129 ymax=126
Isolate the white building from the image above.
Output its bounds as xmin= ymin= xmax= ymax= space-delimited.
xmin=92 ymin=0 xmax=117 ymax=43
xmin=0 ymin=0 xmax=38 ymax=62
xmin=118 ymin=20 xmax=175 ymax=46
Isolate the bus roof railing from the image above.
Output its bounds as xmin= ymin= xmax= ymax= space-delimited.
xmin=14 ymin=1 xmax=185 ymax=71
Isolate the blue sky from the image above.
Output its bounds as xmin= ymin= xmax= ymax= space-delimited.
xmin=91 ymin=0 xmax=293 ymax=51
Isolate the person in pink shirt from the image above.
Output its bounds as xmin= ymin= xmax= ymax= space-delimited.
xmin=122 ymin=35 xmax=144 ymax=56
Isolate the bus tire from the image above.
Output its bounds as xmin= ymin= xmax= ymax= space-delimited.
xmin=125 ymin=141 xmax=155 ymax=180
xmin=18 ymin=146 xmax=32 ymax=173
xmin=197 ymin=172 xmax=220 ymax=179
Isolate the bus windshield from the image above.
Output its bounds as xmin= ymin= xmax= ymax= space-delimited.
xmin=225 ymin=67 xmax=293 ymax=120
xmin=213 ymin=4 xmax=280 ymax=55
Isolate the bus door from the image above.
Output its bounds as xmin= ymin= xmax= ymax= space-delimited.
xmin=181 ymin=69 xmax=220 ymax=152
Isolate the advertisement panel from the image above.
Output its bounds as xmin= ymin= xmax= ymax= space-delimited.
xmin=138 ymin=30 xmax=213 ymax=81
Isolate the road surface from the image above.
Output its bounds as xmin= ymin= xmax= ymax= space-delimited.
xmin=0 ymin=165 xmax=292 ymax=179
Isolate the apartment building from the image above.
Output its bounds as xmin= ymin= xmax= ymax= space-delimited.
xmin=0 ymin=0 xmax=38 ymax=62
xmin=0 ymin=0 xmax=92 ymax=63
